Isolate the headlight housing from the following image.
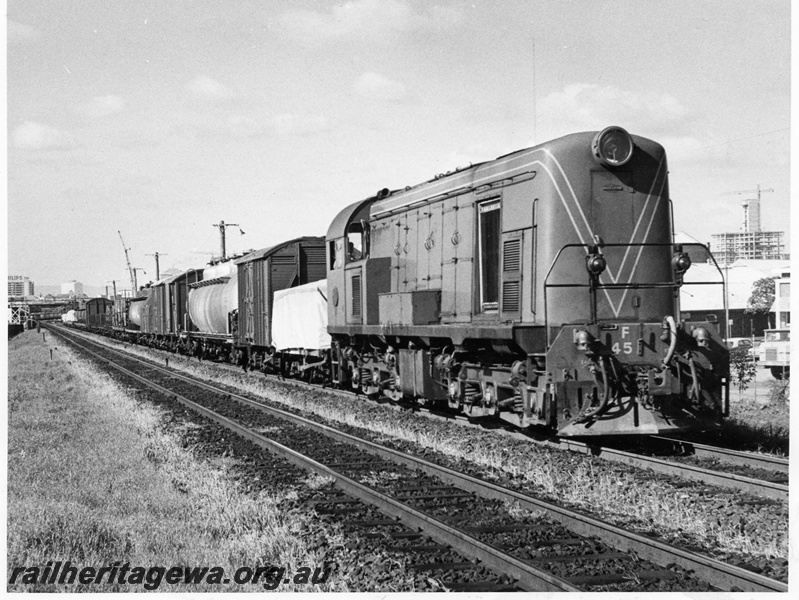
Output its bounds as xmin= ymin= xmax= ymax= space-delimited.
xmin=586 ymin=252 xmax=607 ymax=276
xmin=672 ymin=251 xmax=692 ymax=274
xmin=592 ymin=126 xmax=634 ymax=167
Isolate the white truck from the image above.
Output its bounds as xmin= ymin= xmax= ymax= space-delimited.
xmin=760 ymin=328 xmax=790 ymax=379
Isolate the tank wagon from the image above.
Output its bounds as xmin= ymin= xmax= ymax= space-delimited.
xmin=127 ymin=288 xmax=150 ymax=331
xmin=326 ymin=127 xmax=728 ymax=436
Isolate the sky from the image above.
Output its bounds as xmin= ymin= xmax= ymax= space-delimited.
xmin=4 ymin=0 xmax=792 ymax=294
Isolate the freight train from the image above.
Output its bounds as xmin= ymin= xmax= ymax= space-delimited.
xmin=75 ymin=127 xmax=730 ymax=437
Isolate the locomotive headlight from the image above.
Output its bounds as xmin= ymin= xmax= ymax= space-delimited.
xmin=586 ymin=253 xmax=607 ymax=276
xmin=592 ymin=126 xmax=634 ymax=167
xmin=672 ymin=251 xmax=692 ymax=274
xmin=573 ymin=329 xmax=594 ymax=351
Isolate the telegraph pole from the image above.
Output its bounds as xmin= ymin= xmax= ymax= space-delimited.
xmin=146 ymin=252 xmax=167 ymax=280
xmin=213 ymin=220 xmax=245 ymax=260
xmin=132 ymin=267 xmax=146 ymax=292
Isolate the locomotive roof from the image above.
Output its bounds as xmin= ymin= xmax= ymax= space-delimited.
xmin=326 ymin=197 xmax=376 ymax=241
xmin=368 ymin=131 xmax=660 ymax=218
xmin=368 ymin=140 xmax=562 ymax=218
xmin=235 ymin=236 xmax=324 ymax=265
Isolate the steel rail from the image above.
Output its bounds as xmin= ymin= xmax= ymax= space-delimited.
xmin=52 ymin=327 xmax=579 ymax=593
xmin=648 ymin=435 xmax=789 ymax=474
xmin=540 ymin=437 xmax=788 ymax=501
xmin=53 ymin=326 xmax=787 ymax=593
xmin=214 ymin=360 xmax=789 ymax=501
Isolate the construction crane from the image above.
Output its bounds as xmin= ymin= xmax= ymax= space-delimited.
xmin=721 ymin=185 xmax=774 ymax=233
xmin=118 ymin=230 xmax=140 ymax=292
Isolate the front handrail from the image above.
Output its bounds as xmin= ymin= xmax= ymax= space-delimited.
xmin=542 ymin=242 xmax=726 ymax=348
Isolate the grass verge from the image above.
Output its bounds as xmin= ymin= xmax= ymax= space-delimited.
xmin=7 ymin=332 xmax=349 ymax=592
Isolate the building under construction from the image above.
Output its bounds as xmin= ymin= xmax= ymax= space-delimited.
xmin=711 ymin=230 xmax=785 ymax=264
xmin=711 ymin=185 xmax=786 ymax=264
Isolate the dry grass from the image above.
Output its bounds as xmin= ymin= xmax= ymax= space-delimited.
xmin=722 ymin=370 xmax=790 ymax=455
xmin=70 ymin=332 xmax=789 ymax=562
xmin=7 ymin=332 xmax=350 ymax=592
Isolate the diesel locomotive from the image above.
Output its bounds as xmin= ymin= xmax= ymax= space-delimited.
xmin=91 ymin=127 xmax=730 ymax=437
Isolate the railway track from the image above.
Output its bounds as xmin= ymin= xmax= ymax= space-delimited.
xmin=208 ymin=355 xmax=790 ymax=501
xmin=647 ymin=435 xmax=789 ymax=474
xmin=535 ymin=436 xmax=788 ymax=502
xmin=49 ymin=325 xmax=787 ymax=593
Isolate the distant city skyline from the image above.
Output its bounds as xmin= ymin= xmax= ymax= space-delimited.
xmin=6 ymin=1 xmax=791 ymax=289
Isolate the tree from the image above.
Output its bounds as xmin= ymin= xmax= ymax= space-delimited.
xmin=745 ymin=277 xmax=775 ymax=314
xmin=730 ymin=349 xmax=757 ymax=399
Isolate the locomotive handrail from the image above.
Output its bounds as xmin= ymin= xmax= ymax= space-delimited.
xmin=542 ymin=242 xmax=726 ymax=348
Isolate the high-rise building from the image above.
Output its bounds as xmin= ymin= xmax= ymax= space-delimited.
xmin=8 ymin=276 xmax=35 ymax=297
xmin=711 ymin=231 xmax=785 ymax=264
xmin=61 ymin=280 xmax=85 ymax=295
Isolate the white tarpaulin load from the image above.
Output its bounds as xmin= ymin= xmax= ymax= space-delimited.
xmin=271 ymin=280 xmax=331 ymax=351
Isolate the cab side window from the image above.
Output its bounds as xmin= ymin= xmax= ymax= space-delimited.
xmin=347 ymin=220 xmax=369 ymax=261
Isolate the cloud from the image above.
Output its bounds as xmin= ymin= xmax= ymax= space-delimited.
xmin=186 ymin=76 xmax=236 ymax=102
xmin=537 ymin=83 xmax=690 ymax=139
xmin=353 ymin=72 xmax=407 ymax=102
xmin=12 ymin=121 xmax=76 ymax=149
xmin=8 ymin=19 xmax=41 ymax=43
xmin=79 ymin=95 xmax=126 ymax=119
xmin=279 ymin=0 xmax=463 ymax=44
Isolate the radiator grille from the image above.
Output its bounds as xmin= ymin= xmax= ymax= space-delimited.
xmin=351 ymin=275 xmax=362 ymax=319
xmin=502 ymin=281 xmax=521 ymax=312
xmin=503 ymin=239 xmax=521 ymax=272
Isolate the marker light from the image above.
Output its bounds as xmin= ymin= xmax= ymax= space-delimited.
xmin=592 ymin=126 xmax=634 ymax=167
